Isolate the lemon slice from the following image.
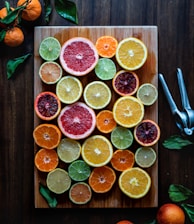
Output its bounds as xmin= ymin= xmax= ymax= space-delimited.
xmin=135 ymin=147 xmax=157 ymax=168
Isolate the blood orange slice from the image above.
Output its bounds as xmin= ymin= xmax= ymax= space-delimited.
xmin=134 ymin=119 xmax=160 ymax=146
xmin=34 ymin=91 xmax=61 ymax=121
xmin=59 ymin=37 xmax=99 ymax=76
xmin=57 ymin=102 xmax=96 ymax=140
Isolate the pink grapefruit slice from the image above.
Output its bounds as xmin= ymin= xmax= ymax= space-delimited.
xmin=57 ymin=102 xmax=96 ymax=140
xmin=59 ymin=37 xmax=99 ymax=76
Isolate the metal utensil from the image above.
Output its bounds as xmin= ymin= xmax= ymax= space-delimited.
xmin=159 ymin=68 xmax=194 ymax=135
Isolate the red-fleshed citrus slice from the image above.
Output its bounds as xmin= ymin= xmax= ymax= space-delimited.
xmin=134 ymin=119 xmax=160 ymax=146
xmin=59 ymin=37 xmax=99 ymax=76
xmin=57 ymin=102 xmax=96 ymax=140
xmin=34 ymin=91 xmax=61 ymax=121
xmin=112 ymin=70 xmax=139 ymax=96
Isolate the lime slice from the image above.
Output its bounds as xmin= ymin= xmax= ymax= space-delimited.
xmin=95 ymin=58 xmax=116 ymax=80
xmin=135 ymin=147 xmax=157 ymax=168
xmin=68 ymin=160 xmax=91 ymax=181
xmin=39 ymin=37 xmax=61 ymax=61
xmin=46 ymin=168 xmax=71 ymax=194
xmin=111 ymin=126 xmax=133 ymax=149
xmin=56 ymin=76 xmax=83 ymax=104
xmin=57 ymin=138 xmax=81 ymax=163
xmin=137 ymin=83 xmax=158 ymax=106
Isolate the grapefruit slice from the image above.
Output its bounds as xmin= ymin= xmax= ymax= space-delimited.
xmin=57 ymin=102 xmax=96 ymax=140
xmin=59 ymin=37 xmax=99 ymax=76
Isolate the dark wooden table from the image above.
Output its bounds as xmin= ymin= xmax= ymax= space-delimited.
xmin=0 ymin=0 xmax=194 ymax=223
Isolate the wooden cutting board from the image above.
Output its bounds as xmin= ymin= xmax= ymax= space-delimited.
xmin=34 ymin=26 xmax=158 ymax=208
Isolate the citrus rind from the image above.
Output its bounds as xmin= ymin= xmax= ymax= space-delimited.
xmin=135 ymin=147 xmax=157 ymax=168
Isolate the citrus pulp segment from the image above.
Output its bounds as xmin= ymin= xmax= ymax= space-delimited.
xmin=57 ymin=138 xmax=81 ymax=163
xmin=69 ymin=182 xmax=92 ymax=205
xmin=118 ymin=167 xmax=151 ymax=199
xmin=110 ymin=126 xmax=133 ymax=150
xmin=137 ymin=83 xmax=158 ymax=106
xmin=113 ymin=96 xmax=144 ymax=128
xmin=95 ymin=35 xmax=118 ymax=58
xmin=68 ymin=160 xmax=91 ymax=182
xmin=83 ymin=81 xmax=111 ymax=109
xmin=88 ymin=166 xmax=116 ymax=193
xmin=33 ymin=123 xmax=61 ymax=149
xmin=46 ymin=168 xmax=71 ymax=194
xmin=112 ymin=70 xmax=139 ymax=96
xmin=96 ymin=110 xmax=117 ymax=133
xmin=116 ymin=37 xmax=148 ymax=71
xmin=81 ymin=135 xmax=113 ymax=167
xmin=59 ymin=37 xmax=99 ymax=76
xmin=134 ymin=119 xmax=160 ymax=146
xmin=111 ymin=149 xmax=135 ymax=172
xmin=94 ymin=58 xmax=116 ymax=80
xmin=39 ymin=37 xmax=61 ymax=61
xmin=39 ymin=61 xmax=62 ymax=84
xmin=34 ymin=148 xmax=59 ymax=172
xmin=135 ymin=147 xmax=157 ymax=168
xmin=34 ymin=91 xmax=61 ymax=121
xmin=56 ymin=76 xmax=83 ymax=104
xmin=57 ymin=102 xmax=96 ymax=140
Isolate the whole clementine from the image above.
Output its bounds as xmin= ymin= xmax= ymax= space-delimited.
xmin=4 ymin=26 xmax=24 ymax=47
xmin=116 ymin=220 xmax=133 ymax=224
xmin=156 ymin=203 xmax=185 ymax=224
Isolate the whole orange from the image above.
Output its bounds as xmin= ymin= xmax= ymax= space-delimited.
xmin=156 ymin=203 xmax=185 ymax=224
xmin=116 ymin=220 xmax=133 ymax=224
xmin=17 ymin=0 xmax=42 ymax=21
xmin=0 ymin=7 xmax=15 ymax=28
xmin=4 ymin=26 xmax=24 ymax=47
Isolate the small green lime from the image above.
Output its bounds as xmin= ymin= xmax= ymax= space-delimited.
xmin=111 ymin=126 xmax=133 ymax=149
xmin=95 ymin=58 xmax=116 ymax=80
xmin=39 ymin=37 xmax=61 ymax=61
xmin=68 ymin=160 xmax=91 ymax=181
xmin=135 ymin=147 xmax=157 ymax=168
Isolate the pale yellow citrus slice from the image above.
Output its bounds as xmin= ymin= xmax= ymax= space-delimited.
xmin=56 ymin=76 xmax=83 ymax=104
xmin=135 ymin=147 xmax=157 ymax=168
xmin=113 ymin=96 xmax=144 ymax=128
xmin=119 ymin=167 xmax=151 ymax=199
xmin=116 ymin=37 xmax=148 ymax=71
xmin=81 ymin=135 xmax=113 ymax=167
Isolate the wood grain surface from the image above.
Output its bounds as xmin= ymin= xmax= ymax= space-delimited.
xmin=34 ymin=26 xmax=158 ymax=208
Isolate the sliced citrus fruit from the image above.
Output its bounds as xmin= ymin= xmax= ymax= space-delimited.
xmin=137 ymin=83 xmax=158 ymax=106
xmin=69 ymin=182 xmax=92 ymax=205
xmin=111 ymin=149 xmax=135 ymax=172
xmin=135 ymin=147 xmax=157 ymax=168
xmin=89 ymin=165 xmax=116 ymax=193
xmin=118 ymin=167 xmax=151 ymax=199
xmin=112 ymin=70 xmax=139 ymax=96
xmin=39 ymin=37 xmax=61 ymax=61
xmin=39 ymin=61 xmax=63 ymax=84
xmin=95 ymin=35 xmax=118 ymax=58
xmin=94 ymin=58 xmax=116 ymax=80
xmin=96 ymin=110 xmax=117 ymax=133
xmin=34 ymin=148 xmax=59 ymax=172
xmin=33 ymin=123 xmax=61 ymax=149
xmin=81 ymin=135 xmax=113 ymax=167
xmin=113 ymin=96 xmax=144 ymax=128
xmin=46 ymin=168 xmax=71 ymax=194
xmin=59 ymin=37 xmax=99 ymax=76
xmin=83 ymin=81 xmax=111 ymax=109
xmin=116 ymin=37 xmax=148 ymax=71
xmin=134 ymin=119 xmax=160 ymax=146
xmin=68 ymin=160 xmax=91 ymax=182
xmin=110 ymin=126 xmax=133 ymax=150
xmin=57 ymin=138 xmax=81 ymax=163
xmin=57 ymin=102 xmax=96 ymax=140
xmin=56 ymin=76 xmax=83 ymax=104
xmin=34 ymin=91 xmax=61 ymax=121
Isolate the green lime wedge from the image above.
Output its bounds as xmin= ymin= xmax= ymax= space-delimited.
xmin=95 ymin=58 xmax=116 ymax=80
xmin=39 ymin=37 xmax=61 ymax=61
xmin=111 ymin=126 xmax=133 ymax=149
xmin=68 ymin=160 xmax=91 ymax=182
xmin=46 ymin=168 xmax=71 ymax=194
xmin=135 ymin=147 xmax=157 ymax=168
